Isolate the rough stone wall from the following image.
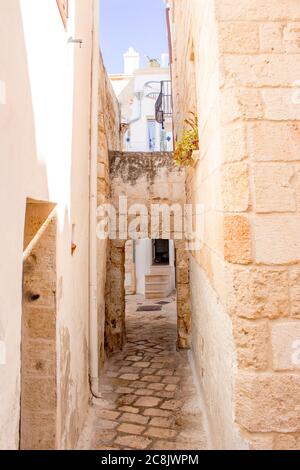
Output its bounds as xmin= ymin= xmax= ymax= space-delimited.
xmin=97 ymin=54 xmax=121 ymax=369
xmin=125 ymin=241 xmax=136 ymax=295
xmin=106 ymin=152 xmax=190 ymax=352
xmin=21 ymin=216 xmax=57 ymax=450
xmin=169 ymin=0 xmax=300 ymax=450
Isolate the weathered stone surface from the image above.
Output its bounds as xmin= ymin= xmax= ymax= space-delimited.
xmin=234 ymin=319 xmax=269 ymax=370
xmin=117 ymin=423 xmax=146 ymax=435
xmin=22 ymin=378 xmax=56 ymax=412
xmin=150 ymin=416 xmax=175 ymax=429
xmin=273 ymin=433 xmax=300 ymax=450
xmin=144 ymin=427 xmax=177 ymax=440
xmin=228 ymin=266 xmax=289 ymax=319
xmin=260 ymin=22 xmax=300 ymax=54
xmin=222 ymin=54 xmax=300 ymax=87
xmin=222 ymin=122 xmax=247 ymax=163
xmin=118 ymin=406 xmax=139 ymax=414
xmin=134 ymin=397 xmax=162 ymax=408
xmin=119 ymin=413 xmax=149 ymax=425
xmin=161 ymin=400 xmax=183 ymax=411
xmin=216 ymin=0 xmax=300 ymax=21
xmin=23 ymin=307 xmax=56 ymax=340
xmin=22 ymin=340 xmax=55 ymax=376
xmin=236 ymin=373 xmax=300 ymax=432
xmin=244 ymin=433 xmax=274 ymax=451
xmin=20 ymin=412 xmax=56 ymax=450
xmin=262 ymin=88 xmax=300 ymax=121
xmin=222 ymin=162 xmax=250 ymax=212
xmin=289 ymin=267 xmax=300 ymax=318
xmin=224 ymin=215 xmax=252 ymax=264
xmin=253 ymin=164 xmax=296 ymax=213
xmin=271 ymin=322 xmax=300 ymax=371
xmin=115 ymin=435 xmax=151 ymax=450
xmin=236 ymin=89 xmax=264 ymax=119
xmin=247 ymin=122 xmax=300 ymax=162
xmin=254 ymin=216 xmax=300 ymax=264
xmin=219 ymin=22 xmax=259 ymax=53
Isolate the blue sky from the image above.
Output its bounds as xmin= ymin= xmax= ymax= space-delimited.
xmin=100 ymin=0 xmax=168 ymax=74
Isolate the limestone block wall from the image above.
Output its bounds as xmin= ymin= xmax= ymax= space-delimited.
xmin=218 ymin=0 xmax=300 ymax=450
xmin=125 ymin=241 xmax=136 ymax=295
xmin=97 ymin=54 xmax=121 ymax=370
xmin=169 ymin=0 xmax=300 ymax=450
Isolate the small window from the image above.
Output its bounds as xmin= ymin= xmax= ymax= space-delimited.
xmin=147 ymin=119 xmax=157 ymax=151
xmin=57 ymin=0 xmax=69 ymax=30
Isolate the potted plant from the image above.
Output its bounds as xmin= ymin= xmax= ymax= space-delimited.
xmin=174 ymin=112 xmax=199 ymax=167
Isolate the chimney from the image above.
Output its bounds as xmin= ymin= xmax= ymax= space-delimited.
xmin=123 ymin=47 xmax=140 ymax=75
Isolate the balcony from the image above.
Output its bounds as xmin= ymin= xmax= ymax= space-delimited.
xmin=155 ymin=80 xmax=173 ymax=129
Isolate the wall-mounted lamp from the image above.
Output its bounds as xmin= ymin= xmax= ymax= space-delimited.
xmin=68 ymin=36 xmax=83 ymax=48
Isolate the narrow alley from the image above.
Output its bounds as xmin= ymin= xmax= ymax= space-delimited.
xmin=3 ymin=0 xmax=300 ymax=454
xmin=78 ymin=295 xmax=208 ymax=451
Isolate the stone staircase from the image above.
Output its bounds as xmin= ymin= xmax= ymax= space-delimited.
xmin=145 ymin=266 xmax=173 ymax=300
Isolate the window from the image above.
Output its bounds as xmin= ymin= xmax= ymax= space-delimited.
xmin=56 ymin=0 xmax=69 ymax=30
xmin=147 ymin=119 xmax=157 ymax=151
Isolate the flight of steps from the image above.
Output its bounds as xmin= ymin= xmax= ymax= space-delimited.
xmin=145 ymin=266 xmax=173 ymax=300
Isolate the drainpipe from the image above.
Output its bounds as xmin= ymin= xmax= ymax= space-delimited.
xmin=89 ymin=0 xmax=102 ymax=398
xmin=165 ymin=4 xmax=176 ymax=151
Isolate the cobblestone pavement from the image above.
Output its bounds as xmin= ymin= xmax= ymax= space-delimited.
xmin=77 ymin=294 xmax=208 ymax=450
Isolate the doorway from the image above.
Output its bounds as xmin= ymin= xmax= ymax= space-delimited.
xmin=152 ymin=239 xmax=170 ymax=265
xmin=105 ymin=238 xmax=190 ymax=354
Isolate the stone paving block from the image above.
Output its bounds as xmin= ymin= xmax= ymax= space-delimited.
xmin=115 ymin=435 xmax=152 ymax=450
xmin=119 ymin=413 xmax=149 ymax=425
xmin=118 ymin=406 xmax=140 ymax=414
xmin=117 ymin=395 xmax=136 ymax=406
xmin=143 ymin=408 xmax=173 ymax=418
xmin=145 ymin=427 xmax=177 ymax=439
xmin=134 ymin=396 xmax=162 ymax=408
xmin=117 ymin=423 xmax=146 ymax=435
xmin=148 ymin=383 xmax=166 ymax=391
xmin=115 ymin=387 xmax=135 ymax=395
xmin=165 ymin=385 xmax=177 ymax=392
xmin=162 ymin=376 xmax=180 ymax=385
xmin=156 ymin=369 xmax=174 ymax=376
xmin=161 ymin=400 xmax=183 ymax=411
xmin=142 ymin=375 xmax=162 ymax=383
xmin=134 ymin=388 xmax=155 ymax=397
xmin=119 ymin=373 xmax=140 ymax=381
xmin=149 ymin=416 xmax=175 ymax=429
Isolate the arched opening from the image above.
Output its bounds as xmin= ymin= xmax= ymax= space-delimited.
xmin=105 ymin=236 xmax=190 ymax=355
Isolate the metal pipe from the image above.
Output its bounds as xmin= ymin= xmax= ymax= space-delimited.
xmin=89 ymin=0 xmax=102 ymax=399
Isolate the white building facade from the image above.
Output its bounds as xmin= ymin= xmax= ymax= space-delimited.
xmin=111 ymin=48 xmax=173 ymax=152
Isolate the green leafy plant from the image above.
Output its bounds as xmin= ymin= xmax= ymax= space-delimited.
xmin=174 ymin=112 xmax=199 ymax=167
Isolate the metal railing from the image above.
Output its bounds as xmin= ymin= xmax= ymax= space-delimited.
xmin=155 ymin=80 xmax=173 ymax=129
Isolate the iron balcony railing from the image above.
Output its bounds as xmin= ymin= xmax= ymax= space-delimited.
xmin=155 ymin=80 xmax=173 ymax=129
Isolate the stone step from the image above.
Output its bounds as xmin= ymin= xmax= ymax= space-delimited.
xmin=149 ymin=266 xmax=172 ymax=275
xmin=145 ymin=274 xmax=169 ymax=283
xmin=145 ymin=267 xmax=172 ymax=300
xmin=145 ymin=291 xmax=168 ymax=300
